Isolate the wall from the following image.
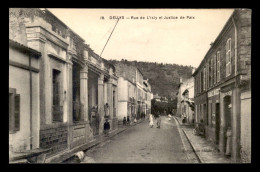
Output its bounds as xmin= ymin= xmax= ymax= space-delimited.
xmin=240 ymin=90 xmax=251 ymax=162
xmin=9 ymin=47 xmax=40 ymax=151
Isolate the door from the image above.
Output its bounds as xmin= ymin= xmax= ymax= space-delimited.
xmin=215 ymin=103 xmax=220 ymax=145
xmin=223 ymin=95 xmax=231 ymax=152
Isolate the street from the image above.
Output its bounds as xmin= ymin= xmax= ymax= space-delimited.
xmin=82 ymin=116 xmax=190 ymax=163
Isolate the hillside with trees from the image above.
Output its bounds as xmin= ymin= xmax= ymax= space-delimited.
xmin=109 ymin=59 xmax=194 ymax=100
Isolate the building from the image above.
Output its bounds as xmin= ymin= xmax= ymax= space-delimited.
xmin=9 ymin=8 xmax=118 ymax=163
xmin=176 ymin=76 xmax=195 ymax=124
xmin=144 ymin=79 xmax=152 ymax=115
xmin=193 ymin=9 xmax=251 ymax=162
xmin=9 ymin=39 xmax=42 ymax=161
xmin=113 ymin=61 xmax=152 ymax=121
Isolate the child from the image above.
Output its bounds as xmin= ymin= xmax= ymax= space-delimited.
xmin=104 ymin=119 xmax=110 ymax=137
xmin=123 ymin=117 xmax=127 ymax=125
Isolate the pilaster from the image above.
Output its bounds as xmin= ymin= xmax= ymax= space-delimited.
xmin=98 ymin=74 xmax=104 ymax=134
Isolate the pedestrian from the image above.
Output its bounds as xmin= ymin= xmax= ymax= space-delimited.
xmin=157 ymin=115 xmax=161 ymax=128
xmin=123 ymin=117 xmax=126 ymax=125
xmin=127 ymin=116 xmax=130 ymax=125
xmin=225 ymin=126 xmax=232 ymax=157
xmin=168 ymin=114 xmax=171 ymax=121
xmin=104 ymin=119 xmax=110 ymax=137
xmin=149 ymin=114 xmax=154 ymax=128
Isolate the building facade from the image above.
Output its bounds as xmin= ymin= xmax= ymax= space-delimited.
xmin=113 ymin=61 xmax=152 ymax=122
xmin=9 ymin=39 xmax=41 ymax=156
xmin=9 ymin=8 xmax=118 ymax=162
xmin=193 ymin=9 xmax=251 ymax=162
xmin=176 ymin=77 xmax=195 ymax=124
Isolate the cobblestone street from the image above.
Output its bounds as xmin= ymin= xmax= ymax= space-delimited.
xmin=82 ymin=116 xmax=191 ymax=163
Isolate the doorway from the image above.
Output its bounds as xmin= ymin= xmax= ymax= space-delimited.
xmin=223 ymin=95 xmax=231 ymax=153
xmin=215 ymin=103 xmax=220 ymax=145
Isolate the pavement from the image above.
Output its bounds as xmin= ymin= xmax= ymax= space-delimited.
xmin=69 ymin=116 xmax=191 ymax=163
xmin=61 ymin=118 xmax=146 ymax=163
xmin=174 ymin=116 xmax=232 ymax=163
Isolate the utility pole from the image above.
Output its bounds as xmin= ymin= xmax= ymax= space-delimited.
xmin=100 ymin=19 xmax=120 ymax=57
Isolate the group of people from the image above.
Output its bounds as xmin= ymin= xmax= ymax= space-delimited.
xmin=149 ymin=113 xmax=161 ymax=128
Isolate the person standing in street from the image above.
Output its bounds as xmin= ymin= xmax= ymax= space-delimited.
xmin=123 ymin=117 xmax=127 ymax=125
xmin=149 ymin=114 xmax=154 ymax=128
xmin=225 ymin=126 xmax=232 ymax=157
xmin=127 ymin=116 xmax=130 ymax=125
xmin=104 ymin=119 xmax=110 ymax=137
xmin=157 ymin=114 xmax=161 ymax=128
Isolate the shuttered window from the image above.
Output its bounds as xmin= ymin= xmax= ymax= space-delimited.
xmin=226 ymin=38 xmax=232 ymax=77
xmin=14 ymin=94 xmax=20 ymax=131
xmin=214 ymin=55 xmax=217 ymax=84
xmin=9 ymin=88 xmax=20 ymax=133
xmin=217 ymin=51 xmax=221 ymax=82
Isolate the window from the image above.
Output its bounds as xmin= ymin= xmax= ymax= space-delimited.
xmin=203 ymin=67 xmax=206 ymax=91
xmin=206 ymin=62 xmax=209 ymax=89
xmin=209 ymin=60 xmax=211 ymax=87
xmin=52 ymin=69 xmax=63 ymax=122
xmin=211 ymin=58 xmax=214 ymax=86
xmin=226 ymin=38 xmax=232 ymax=77
xmin=217 ymin=51 xmax=220 ymax=82
xmin=9 ymin=88 xmax=20 ymax=133
xmin=214 ymin=55 xmax=217 ymax=84
xmin=201 ymin=71 xmax=203 ymax=92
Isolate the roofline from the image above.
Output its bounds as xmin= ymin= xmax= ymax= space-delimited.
xmin=43 ymin=8 xmax=85 ymax=42
xmin=9 ymin=39 xmax=41 ymax=57
xmin=192 ymin=9 xmax=236 ymax=76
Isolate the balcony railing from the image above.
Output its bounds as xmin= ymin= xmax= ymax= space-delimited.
xmin=52 ymin=105 xmax=63 ymax=122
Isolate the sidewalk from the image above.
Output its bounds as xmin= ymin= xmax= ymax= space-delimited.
xmin=174 ymin=116 xmax=231 ymax=163
xmin=46 ymin=118 xmax=145 ymax=163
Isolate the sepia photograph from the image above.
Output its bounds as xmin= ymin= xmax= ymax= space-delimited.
xmin=9 ymin=8 xmax=251 ymax=164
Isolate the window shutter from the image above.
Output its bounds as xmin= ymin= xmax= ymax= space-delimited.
xmin=14 ymin=94 xmax=20 ymax=131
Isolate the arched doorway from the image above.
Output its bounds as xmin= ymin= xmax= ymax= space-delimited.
xmin=223 ymin=95 xmax=232 ymax=153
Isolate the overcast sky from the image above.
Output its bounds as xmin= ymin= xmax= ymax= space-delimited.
xmin=48 ymin=8 xmax=234 ymax=68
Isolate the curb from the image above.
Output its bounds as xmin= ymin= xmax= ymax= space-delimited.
xmin=182 ymin=129 xmax=204 ymax=163
xmin=173 ymin=116 xmax=203 ymax=163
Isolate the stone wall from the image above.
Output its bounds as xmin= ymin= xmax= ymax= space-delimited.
xmin=40 ymin=124 xmax=68 ymax=157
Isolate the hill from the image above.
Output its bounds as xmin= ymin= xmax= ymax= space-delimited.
xmin=109 ymin=59 xmax=194 ymax=99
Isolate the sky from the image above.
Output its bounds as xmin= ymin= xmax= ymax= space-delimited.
xmin=48 ymin=8 xmax=234 ymax=68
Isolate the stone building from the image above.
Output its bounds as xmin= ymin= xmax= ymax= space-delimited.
xmin=9 ymin=8 xmax=118 ymax=163
xmin=193 ymin=9 xmax=251 ymax=162
xmin=113 ymin=61 xmax=152 ymax=121
xmin=176 ymin=76 xmax=195 ymax=124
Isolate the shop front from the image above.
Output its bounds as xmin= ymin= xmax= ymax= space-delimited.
xmin=206 ymin=88 xmax=220 ymax=146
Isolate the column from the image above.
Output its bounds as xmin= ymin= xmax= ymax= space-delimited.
xmin=80 ymin=65 xmax=88 ymax=122
xmin=98 ymin=74 xmax=104 ymax=134
xmin=107 ymin=78 xmax=113 ymax=118
xmin=232 ymin=86 xmax=241 ymax=162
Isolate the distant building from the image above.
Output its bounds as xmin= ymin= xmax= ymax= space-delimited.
xmin=114 ymin=62 xmax=152 ymax=121
xmin=193 ymin=9 xmax=251 ymax=163
xmin=176 ymin=77 xmax=194 ymax=124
